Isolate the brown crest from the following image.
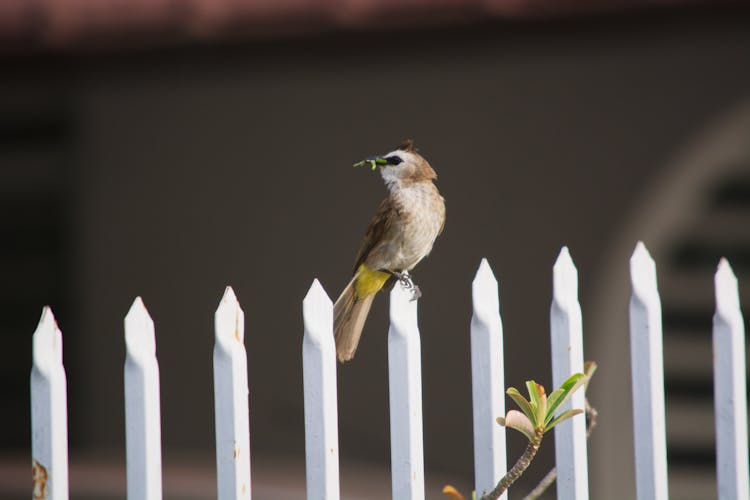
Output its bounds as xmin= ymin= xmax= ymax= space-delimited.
xmin=396 ymin=138 xmax=417 ymax=153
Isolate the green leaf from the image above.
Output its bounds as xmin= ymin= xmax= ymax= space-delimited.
xmin=526 ymin=380 xmax=546 ymax=427
xmin=506 ymin=387 xmax=535 ymax=423
xmin=525 ymin=382 xmax=538 ymax=412
xmin=535 ymin=384 xmax=547 ymax=424
xmin=497 ymin=410 xmax=536 ymax=442
xmin=544 ymin=373 xmax=585 ymax=426
xmin=545 ymin=408 xmax=584 ymax=433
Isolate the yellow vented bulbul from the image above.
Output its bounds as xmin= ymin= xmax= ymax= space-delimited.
xmin=333 ymin=139 xmax=445 ymax=362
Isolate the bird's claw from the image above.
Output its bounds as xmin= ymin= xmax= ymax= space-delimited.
xmin=392 ymin=271 xmax=421 ymax=301
xmin=392 ymin=270 xmax=413 ymax=289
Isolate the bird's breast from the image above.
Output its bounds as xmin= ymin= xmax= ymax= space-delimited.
xmin=391 ymin=183 xmax=445 ymax=270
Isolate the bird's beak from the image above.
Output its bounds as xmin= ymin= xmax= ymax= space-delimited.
xmin=353 ymin=155 xmax=388 ymax=171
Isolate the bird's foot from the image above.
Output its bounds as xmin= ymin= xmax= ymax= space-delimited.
xmin=392 ymin=270 xmax=413 ymax=288
xmin=392 ymin=271 xmax=422 ymax=301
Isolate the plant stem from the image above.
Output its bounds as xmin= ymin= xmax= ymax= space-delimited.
xmin=480 ymin=430 xmax=544 ymax=500
xmin=522 ymin=399 xmax=598 ymax=500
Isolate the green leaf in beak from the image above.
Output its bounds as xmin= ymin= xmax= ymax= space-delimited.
xmin=353 ymin=157 xmax=388 ymax=171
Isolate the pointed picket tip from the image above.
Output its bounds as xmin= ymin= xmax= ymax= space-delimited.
xmin=472 ymin=258 xmax=500 ymax=320
xmin=221 ymin=285 xmax=237 ymax=304
xmin=389 ymin=282 xmax=419 ymax=334
xmin=304 ymin=279 xmax=332 ymax=309
xmin=303 ymin=279 xmax=333 ymax=343
xmin=474 ymin=258 xmax=498 ymax=288
xmin=127 ymin=296 xmax=148 ymax=318
xmin=630 ymin=241 xmax=659 ymax=301
xmin=124 ymin=296 xmax=156 ymax=361
xmin=215 ymin=286 xmax=244 ymax=347
xmin=553 ymin=246 xmax=579 ymax=307
xmin=32 ymin=306 xmax=63 ymax=374
xmin=715 ymin=258 xmax=741 ymax=318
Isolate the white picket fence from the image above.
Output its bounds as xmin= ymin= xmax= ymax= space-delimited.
xmin=29 ymin=242 xmax=749 ymax=499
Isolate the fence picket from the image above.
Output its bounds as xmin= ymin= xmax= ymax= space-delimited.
xmin=31 ymin=307 xmax=69 ymax=500
xmin=471 ymin=259 xmax=507 ymax=498
xmin=629 ymin=242 xmax=669 ymax=500
xmin=388 ymin=283 xmax=425 ymax=499
xmin=713 ymin=259 xmax=750 ymax=500
xmin=302 ymin=280 xmax=340 ymax=500
xmin=213 ymin=287 xmax=252 ymax=499
xmin=27 ymin=247 xmax=750 ymax=500
xmin=124 ymin=297 xmax=163 ymax=500
xmin=550 ymin=247 xmax=589 ymax=500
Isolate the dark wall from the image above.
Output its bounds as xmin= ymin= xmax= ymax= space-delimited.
xmin=3 ymin=7 xmax=750 ymax=497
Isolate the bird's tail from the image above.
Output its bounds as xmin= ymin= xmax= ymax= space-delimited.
xmin=333 ymin=276 xmax=376 ymax=362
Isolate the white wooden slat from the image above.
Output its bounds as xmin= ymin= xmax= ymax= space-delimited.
xmin=388 ymin=283 xmax=425 ymax=500
xmin=124 ymin=297 xmax=163 ymax=500
xmin=31 ymin=306 xmax=69 ymax=500
xmin=470 ymin=259 xmax=506 ymax=498
xmin=713 ymin=259 xmax=750 ymax=500
xmin=302 ymin=280 xmax=340 ymax=500
xmin=629 ymin=242 xmax=669 ymax=500
xmin=550 ymin=247 xmax=589 ymax=500
xmin=213 ymin=286 xmax=252 ymax=500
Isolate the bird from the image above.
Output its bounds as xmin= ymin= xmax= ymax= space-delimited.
xmin=333 ymin=139 xmax=445 ymax=362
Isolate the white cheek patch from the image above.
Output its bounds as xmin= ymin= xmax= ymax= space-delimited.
xmin=380 ymin=166 xmax=401 ymax=190
xmin=379 ymin=151 xmax=419 ymax=191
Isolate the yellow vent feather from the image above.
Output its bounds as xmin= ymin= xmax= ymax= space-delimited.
xmin=354 ymin=264 xmax=391 ymax=298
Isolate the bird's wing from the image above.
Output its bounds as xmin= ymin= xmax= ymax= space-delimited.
xmin=353 ymin=197 xmax=398 ymax=275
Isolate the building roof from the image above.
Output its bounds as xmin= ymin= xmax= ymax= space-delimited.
xmin=0 ymin=0 xmax=712 ymax=50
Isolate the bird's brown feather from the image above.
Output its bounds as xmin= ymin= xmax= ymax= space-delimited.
xmin=353 ymin=197 xmax=399 ymax=275
xmin=334 ymin=277 xmax=376 ymax=362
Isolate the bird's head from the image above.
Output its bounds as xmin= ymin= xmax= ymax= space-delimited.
xmin=353 ymin=139 xmax=437 ymax=190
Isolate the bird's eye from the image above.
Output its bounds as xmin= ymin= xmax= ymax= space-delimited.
xmin=387 ymin=156 xmax=403 ymax=165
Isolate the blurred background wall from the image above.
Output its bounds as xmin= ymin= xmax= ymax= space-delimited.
xmin=2 ymin=2 xmax=750 ymax=498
